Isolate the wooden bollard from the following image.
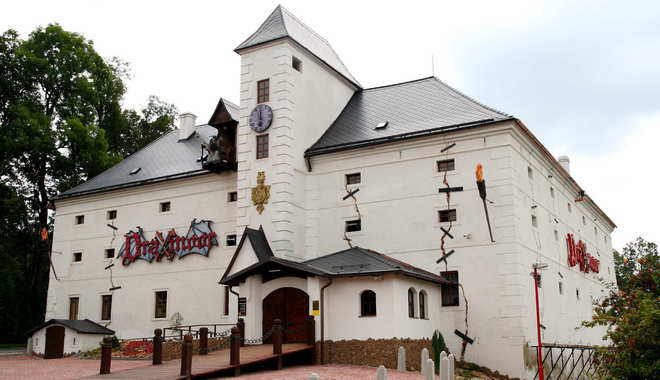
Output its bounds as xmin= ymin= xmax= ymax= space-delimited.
xmin=272 ymin=319 xmax=283 ymax=370
xmin=100 ymin=336 xmax=112 ymax=374
xmin=230 ymin=327 xmax=241 ymax=376
xmin=180 ymin=334 xmax=193 ymax=378
xmin=152 ymin=329 xmax=163 ymax=365
xmin=306 ymin=315 xmax=315 ymax=346
xmin=199 ymin=327 xmax=208 ymax=355
xmin=237 ymin=318 xmax=245 ymax=347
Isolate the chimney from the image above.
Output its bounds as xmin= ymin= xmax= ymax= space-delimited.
xmin=178 ymin=112 xmax=197 ymax=141
xmin=558 ymin=155 xmax=570 ymax=173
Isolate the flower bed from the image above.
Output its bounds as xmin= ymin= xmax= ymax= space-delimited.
xmin=81 ymin=340 xmax=153 ymax=359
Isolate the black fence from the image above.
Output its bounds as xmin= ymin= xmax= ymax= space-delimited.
xmin=532 ymin=343 xmax=603 ymax=380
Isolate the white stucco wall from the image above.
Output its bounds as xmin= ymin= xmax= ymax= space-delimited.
xmin=48 ymin=172 xmax=239 ymax=339
xmin=31 ymin=325 xmax=104 ymax=356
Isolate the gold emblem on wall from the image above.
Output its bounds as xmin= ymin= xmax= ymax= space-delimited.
xmin=251 ymin=171 xmax=271 ymax=214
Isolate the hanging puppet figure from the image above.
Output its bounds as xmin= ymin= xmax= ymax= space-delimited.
xmin=476 ymin=164 xmax=495 ymax=242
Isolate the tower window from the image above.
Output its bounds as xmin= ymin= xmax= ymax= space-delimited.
xmin=437 ymin=159 xmax=455 ymax=172
xmin=73 ymin=252 xmax=82 ymax=262
xmin=257 ymin=79 xmax=269 ymax=103
xmin=438 ymin=209 xmax=457 ymax=223
xmin=256 ymin=134 xmax=269 ymax=159
xmin=226 ymin=234 xmax=237 ymax=247
xmin=567 ymin=203 xmax=572 ymax=213
xmin=550 ymin=187 xmax=555 ymax=198
xmin=75 ymin=215 xmax=85 ymax=225
xmin=531 ymin=214 xmax=538 ymax=228
xmin=345 ymin=173 xmax=361 ymax=185
xmin=228 ymin=192 xmax=238 ymax=202
xmin=559 ymin=281 xmax=563 ymax=295
xmin=292 ymin=56 xmax=302 ymax=72
xmin=69 ymin=297 xmax=79 ymax=320
xmin=528 ymin=166 xmax=534 ymax=180
xmin=107 ymin=210 xmax=117 ymax=220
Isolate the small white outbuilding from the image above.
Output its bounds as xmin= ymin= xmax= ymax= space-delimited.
xmin=28 ymin=319 xmax=114 ymax=358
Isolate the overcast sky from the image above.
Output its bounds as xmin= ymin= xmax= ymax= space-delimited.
xmin=3 ymin=0 xmax=659 ymax=250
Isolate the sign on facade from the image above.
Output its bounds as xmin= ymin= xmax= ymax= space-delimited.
xmin=566 ymin=233 xmax=599 ymax=273
xmin=238 ymin=297 xmax=247 ymax=316
xmin=119 ymin=219 xmax=218 ymax=266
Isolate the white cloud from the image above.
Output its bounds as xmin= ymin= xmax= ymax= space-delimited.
xmin=569 ymin=116 xmax=660 ymax=250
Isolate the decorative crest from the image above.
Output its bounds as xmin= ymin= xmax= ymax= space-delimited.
xmin=251 ymin=171 xmax=271 ymax=214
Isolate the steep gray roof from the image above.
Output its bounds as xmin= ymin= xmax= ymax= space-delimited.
xmin=27 ymin=319 xmax=114 ymax=336
xmin=306 ymin=77 xmax=513 ymax=156
xmin=235 ymin=5 xmax=360 ymax=88
xmin=56 ymin=125 xmax=215 ymax=199
xmin=304 ymin=247 xmax=449 ymax=285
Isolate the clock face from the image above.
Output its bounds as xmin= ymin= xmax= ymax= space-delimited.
xmin=249 ymin=104 xmax=273 ymax=133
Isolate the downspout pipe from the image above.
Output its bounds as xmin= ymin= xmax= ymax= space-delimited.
xmin=229 ymin=286 xmax=240 ymax=321
xmin=320 ymin=277 xmax=333 ymax=364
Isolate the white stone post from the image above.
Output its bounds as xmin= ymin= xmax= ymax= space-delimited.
xmin=377 ymin=365 xmax=387 ymax=380
xmin=440 ymin=356 xmax=448 ymax=380
xmin=425 ymin=358 xmax=435 ymax=380
xmin=447 ymin=354 xmax=455 ymax=380
xmin=397 ymin=346 xmax=406 ymax=371
xmin=309 ymin=373 xmax=320 ymax=380
xmin=421 ymin=347 xmax=429 ymax=375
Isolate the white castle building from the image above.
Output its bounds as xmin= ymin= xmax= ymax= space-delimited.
xmin=35 ymin=5 xmax=616 ymax=377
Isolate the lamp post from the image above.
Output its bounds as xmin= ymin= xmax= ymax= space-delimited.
xmin=532 ymin=263 xmax=547 ymax=380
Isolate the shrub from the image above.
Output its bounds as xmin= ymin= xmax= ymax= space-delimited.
xmin=432 ymin=330 xmax=448 ymax=374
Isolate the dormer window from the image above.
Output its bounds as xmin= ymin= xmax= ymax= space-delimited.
xmin=292 ymin=56 xmax=302 ymax=72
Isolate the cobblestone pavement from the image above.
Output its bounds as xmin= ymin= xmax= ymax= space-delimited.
xmin=221 ymin=364 xmax=426 ymax=379
xmin=0 ymin=355 xmax=150 ymax=380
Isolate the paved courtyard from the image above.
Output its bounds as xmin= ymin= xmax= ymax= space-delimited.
xmin=0 ymin=355 xmax=150 ymax=380
xmin=0 ymin=355 xmax=426 ymax=380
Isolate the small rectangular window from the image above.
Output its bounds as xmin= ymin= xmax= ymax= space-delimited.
xmin=69 ymin=297 xmax=79 ymax=320
xmin=576 ymin=288 xmax=580 ymax=300
xmin=257 ymin=79 xmax=269 ymax=103
xmin=75 ymin=215 xmax=85 ymax=225
xmin=438 ymin=209 xmax=457 ymax=223
xmin=292 ymin=56 xmax=302 ymax=72
xmin=228 ymin=191 xmax=238 ymax=202
xmin=528 ymin=166 xmax=534 ymax=180
xmin=107 ymin=210 xmax=117 ymax=220
xmin=160 ymin=201 xmax=171 ymax=213
xmin=154 ymin=291 xmax=167 ymax=318
xmin=554 ymin=230 xmax=559 ymax=241
xmin=441 ymin=271 xmax=459 ymax=306
xmin=73 ymin=252 xmax=82 ymax=262
xmin=437 ymin=159 xmax=455 ymax=172
xmin=550 ymin=187 xmax=555 ymax=198
xmin=345 ymin=173 xmax=361 ymax=185
xmin=567 ymin=203 xmax=572 ymax=213
xmin=582 ymin=216 xmax=586 ymax=225
xmin=594 ymin=226 xmax=597 ymax=236
xmin=531 ymin=214 xmax=538 ymax=227
xmin=226 ymin=234 xmax=237 ymax=246
xmin=559 ymin=281 xmax=563 ymax=295
xmin=105 ymin=248 xmax=115 ymax=259
xmin=345 ymin=219 xmax=361 ymax=232
xmin=101 ymin=295 xmax=112 ymax=321
xmin=256 ymin=134 xmax=269 ymax=159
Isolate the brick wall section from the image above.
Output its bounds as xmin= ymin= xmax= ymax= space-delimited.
xmin=162 ymin=336 xmax=230 ymax=361
xmin=317 ymin=338 xmax=432 ymax=372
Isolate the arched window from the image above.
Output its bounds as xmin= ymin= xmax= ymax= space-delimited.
xmin=360 ymin=290 xmax=377 ymax=316
xmin=408 ymin=288 xmax=417 ymax=318
xmin=419 ymin=291 xmax=427 ymax=319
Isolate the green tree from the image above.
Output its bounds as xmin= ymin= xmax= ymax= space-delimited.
xmin=584 ymin=237 xmax=659 ymax=379
xmin=0 ymin=24 xmax=176 ymax=342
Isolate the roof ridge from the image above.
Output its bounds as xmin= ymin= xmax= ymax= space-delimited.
xmin=430 ymin=76 xmax=511 ymax=117
xmin=362 ymin=76 xmax=436 ymax=92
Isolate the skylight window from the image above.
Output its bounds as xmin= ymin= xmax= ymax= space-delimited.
xmin=374 ymin=121 xmax=388 ymax=130
xmin=129 ymin=167 xmax=141 ymax=175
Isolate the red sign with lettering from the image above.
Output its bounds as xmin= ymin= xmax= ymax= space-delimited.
xmin=566 ymin=233 xmax=599 ymax=273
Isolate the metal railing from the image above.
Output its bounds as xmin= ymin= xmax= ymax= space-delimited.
xmin=532 ymin=343 xmax=605 ymax=380
xmin=163 ymin=323 xmax=236 ymax=341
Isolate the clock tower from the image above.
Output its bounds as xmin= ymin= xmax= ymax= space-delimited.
xmin=233 ymin=5 xmax=359 ymax=260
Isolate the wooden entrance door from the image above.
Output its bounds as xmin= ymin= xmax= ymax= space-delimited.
xmin=44 ymin=326 xmax=65 ymax=359
xmin=262 ymin=287 xmax=309 ymax=343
